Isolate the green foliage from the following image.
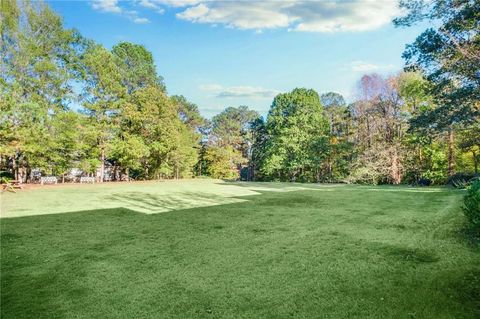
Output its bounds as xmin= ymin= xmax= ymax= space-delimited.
xmin=0 ymin=0 xmax=86 ymax=179
xmin=320 ymin=92 xmax=353 ymax=181
xmin=0 ymin=170 xmax=14 ymax=184
xmin=110 ymin=134 xmax=150 ymax=173
xmin=0 ymin=0 xmax=476 ymax=187
xmin=260 ymin=88 xmax=330 ymax=182
xmin=0 ymin=0 xmax=201 ymax=182
xmin=49 ymin=111 xmax=84 ymax=176
xmin=397 ymin=71 xmax=432 ymax=115
xmin=395 ymin=0 xmax=480 ymax=129
xmin=202 ymin=145 xmax=241 ymax=179
xmin=211 ymin=106 xmax=259 ymax=151
xmin=197 ymin=106 xmax=259 ymax=179
xmin=457 ymin=124 xmax=480 ymax=174
xmin=320 ymin=92 xmax=349 ymax=136
xmin=167 ymin=126 xmax=199 ymax=179
xmin=121 ymin=86 xmax=199 ymax=179
xmin=463 ymin=178 xmax=480 ymax=234
xmin=249 ymin=117 xmax=268 ymax=180
xmin=171 ymin=95 xmax=206 ymax=131
xmin=420 ymin=143 xmax=448 ymax=184
xmin=112 ymin=41 xmax=165 ymax=93
xmin=395 ymin=1 xmax=479 ymax=185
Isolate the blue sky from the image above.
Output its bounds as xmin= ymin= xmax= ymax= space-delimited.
xmin=48 ymin=0 xmax=426 ymax=118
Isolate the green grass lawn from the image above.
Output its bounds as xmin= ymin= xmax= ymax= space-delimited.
xmin=1 ymin=180 xmax=479 ymax=318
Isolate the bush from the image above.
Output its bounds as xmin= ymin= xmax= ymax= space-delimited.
xmin=447 ymin=172 xmax=479 ymax=189
xmin=0 ymin=171 xmax=14 ymax=183
xmin=416 ymin=178 xmax=432 ymax=186
xmin=463 ymin=178 xmax=480 ymax=234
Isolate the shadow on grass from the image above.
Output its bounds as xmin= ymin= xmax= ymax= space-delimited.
xmin=460 ymin=223 xmax=480 ymax=247
xmin=104 ymin=191 xmax=250 ymax=214
xmin=218 ymin=180 xmax=341 ymax=189
xmin=375 ymin=243 xmax=440 ymax=263
xmin=219 ymin=180 xmax=456 ymax=194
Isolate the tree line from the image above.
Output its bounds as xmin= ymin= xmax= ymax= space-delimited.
xmin=1 ymin=0 xmax=478 ymax=185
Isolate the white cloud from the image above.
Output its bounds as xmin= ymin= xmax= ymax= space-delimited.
xmin=92 ymin=1 xmax=151 ymax=24
xmin=347 ymin=60 xmax=396 ymax=72
xmin=176 ymin=0 xmax=402 ymax=32
xmin=153 ymin=0 xmax=200 ymax=7
xmin=138 ymin=0 xmax=158 ymax=9
xmin=92 ymin=0 xmax=402 ymax=32
xmin=177 ymin=2 xmax=293 ymax=30
xmin=200 ymin=84 xmax=280 ymax=99
xmin=138 ymin=0 xmax=199 ymax=11
xmin=92 ymin=0 xmax=122 ymax=13
xmin=290 ymin=1 xmax=400 ymax=32
xmin=138 ymin=0 xmax=165 ymax=14
xmin=133 ymin=17 xmax=151 ymax=24
xmin=124 ymin=10 xmax=151 ymax=24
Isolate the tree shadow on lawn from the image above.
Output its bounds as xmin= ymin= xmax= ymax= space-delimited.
xmin=218 ymin=180 xmax=455 ymax=194
xmin=103 ymin=190 xmax=252 ymax=214
xmin=218 ymin=180 xmax=344 ymax=191
xmin=101 ymin=182 xmax=342 ymax=215
xmin=1 ymin=186 xmax=261 ymax=218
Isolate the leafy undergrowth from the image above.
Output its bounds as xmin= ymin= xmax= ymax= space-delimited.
xmin=463 ymin=179 xmax=480 ymax=239
xmin=1 ymin=183 xmax=479 ymax=318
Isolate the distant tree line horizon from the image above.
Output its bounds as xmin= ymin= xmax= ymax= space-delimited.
xmin=1 ymin=0 xmax=478 ymax=185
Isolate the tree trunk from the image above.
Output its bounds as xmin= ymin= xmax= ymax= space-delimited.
xmin=366 ymin=117 xmax=371 ymax=148
xmin=26 ymin=166 xmax=31 ymax=183
xmin=328 ymin=157 xmax=333 ymax=180
xmin=100 ymin=147 xmax=105 ymax=183
xmin=473 ymin=150 xmax=478 ymax=174
xmin=12 ymin=154 xmax=18 ymax=181
xmin=390 ymin=147 xmax=401 ymax=185
xmin=447 ymin=127 xmax=455 ymax=177
xmin=418 ymin=146 xmax=423 ymax=173
xmin=18 ymin=165 xmax=25 ymax=183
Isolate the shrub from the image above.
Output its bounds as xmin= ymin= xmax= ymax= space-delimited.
xmin=463 ymin=178 xmax=480 ymax=234
xmin=447 ymin=172 xmax=479 ymax=189
xmin=421 ymin=169 xmax=446 ymax=185
xmin=0 ymin=171 xmax=14 ymax=184
xmin=416 ymin=178 xmax=432 ymax=186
